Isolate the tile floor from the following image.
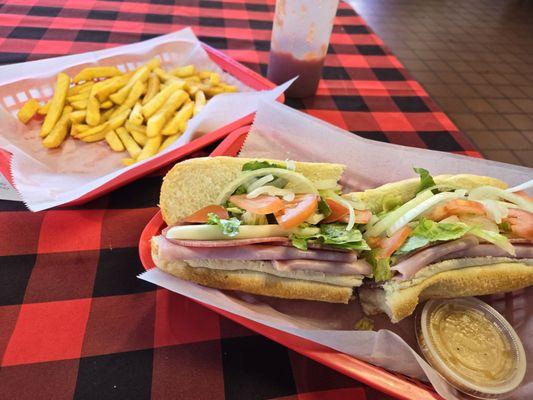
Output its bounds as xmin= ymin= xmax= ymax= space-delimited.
xmin=349 ymin=0 xmax=533 ymax=167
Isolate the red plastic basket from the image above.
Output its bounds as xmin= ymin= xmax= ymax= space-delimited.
xmin=138 ymin=125 xmax=444 ymax=400
xmin=0 ymin=44 xmax=282 ymax=207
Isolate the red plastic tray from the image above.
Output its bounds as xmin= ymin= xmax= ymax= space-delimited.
xmin=138 ymin=125 xmax=443 ymax=400
xmin=0 ymin=44 xmax=282 ymax=207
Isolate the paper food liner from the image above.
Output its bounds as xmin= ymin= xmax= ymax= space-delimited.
xmin=140 ymin=100 xmax=533 ymax=399
xmin=0 ymin=28 xmax=287 ymax=211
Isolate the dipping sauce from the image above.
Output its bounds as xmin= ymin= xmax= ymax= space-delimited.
xmin=267 ymin=50 xmax=325 ymax=98
xmin=416 ymin=298 xmax=526 ymax=399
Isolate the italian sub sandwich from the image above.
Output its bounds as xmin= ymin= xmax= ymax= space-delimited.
xmin=348 ymin=169 xmax=533 ymax=322
xmin=151 ymin=156 xmax=374 ymax=303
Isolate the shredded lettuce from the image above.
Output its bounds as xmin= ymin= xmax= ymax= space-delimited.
xmin=241 ymin=211 xmax=267 ymax=225
xmin=469 ymin=227 xmax=515 ymax=256
xmin=318 ymin=197 xmax=332 ymax=218
xmin=395 ymin=219 xmax=471 ymax=255
xmin=354 ymin=317 xmax=375 ymax=331
xmin=207 ymin=213 xmax=241 ymax=237
xmin=290 ymin=223 xmax=369 ymax=251
xmin=366 ymin=251 xmax=393 ymax=281
xmin=414 ymin=167 xmax=438 ymax=194
xmin=242 ymin=161 xmax=286 ymax=171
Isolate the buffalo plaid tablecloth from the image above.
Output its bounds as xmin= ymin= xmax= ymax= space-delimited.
xmin=0 ymin=1 xmax=478 ymax=399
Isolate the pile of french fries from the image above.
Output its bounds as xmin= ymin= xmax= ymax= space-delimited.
xmin=17 ymin=57 xmax=237 ymax=165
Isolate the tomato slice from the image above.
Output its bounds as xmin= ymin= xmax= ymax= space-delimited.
xmin=429 ymin=199 xmax=485 ymax=221
xmin=339 ymin=210 xmax=373 ymax=224
xmin=322 ymin=199 xmax=349 ymax=223
xmin=503 ymin=208 xmax=533 ymax=240
xmin=375 ymin=226 xmax=412 ymax=259
xmin=275 ymin=194 xmax=318 ymax=229
xmin=229 ymin=194 xmax=285 ymax=215
xmin=181 ymin=205 xmax=229 ymax=223
xmin=322 ymin=199 xmax=372 ymax=224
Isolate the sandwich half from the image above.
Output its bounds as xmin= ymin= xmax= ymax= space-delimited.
xmin=151 ymin=156 xmax=374 ymax=303
xmin=346 ymin=169 xmax=533 ymax=322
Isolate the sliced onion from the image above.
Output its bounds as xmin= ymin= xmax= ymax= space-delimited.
xmin=505 ymin=179 xmax=533 ymax=193
xmin=246 ymin=174 xmax=274 ymax=193
xmin=469 ymin=186 xmax=533 ymax=213
xmin=325 ymin=191 xmax=356 ymax=231
xmin=385 ymin=191 xmax=466 ymax=236
xmin=216 ymin=168 xmax=318 ymax=204
xmin=479 ymin=199 xmax=509 ymax=224
xmin=246 ymin=185 xmax=295 ymax=201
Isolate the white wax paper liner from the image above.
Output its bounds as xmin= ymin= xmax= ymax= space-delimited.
xmin=140 ymin=100 xmax=532 ymax=399
xmin=0 ymin=28 xmax=288 ymax=211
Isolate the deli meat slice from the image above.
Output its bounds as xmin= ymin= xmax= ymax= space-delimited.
xmin=273 ymin=259 xmax=372 ymax=276
xmin=392 ymin=237 xmax=479 ymax=280
xmin=166 ymin=237 xmax=290 ymax=247
xmin=442 ymin=244 xmax=533 ymax=260
xmin=155 ymin=236 xmax=358 ymax=263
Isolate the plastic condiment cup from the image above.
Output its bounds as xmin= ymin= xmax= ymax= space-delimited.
xmin=416 ymin=297 xmax=526 ymax=399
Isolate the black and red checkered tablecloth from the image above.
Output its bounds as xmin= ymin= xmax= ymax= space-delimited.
xmin=0 ymin=1 xmax=478 ymax=399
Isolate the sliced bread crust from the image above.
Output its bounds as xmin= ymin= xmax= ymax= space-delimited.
xmin=359 ymin=262 xmax=533 ymax=322
xmin=160 ymin=156 xmax=345 ymax=226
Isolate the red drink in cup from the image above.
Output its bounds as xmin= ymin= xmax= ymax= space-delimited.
xmin=267 ymin=0 xmax=339 ymax=98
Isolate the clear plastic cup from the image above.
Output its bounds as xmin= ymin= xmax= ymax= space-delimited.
xmin=267 ymin=0 xmax=339 ymax=98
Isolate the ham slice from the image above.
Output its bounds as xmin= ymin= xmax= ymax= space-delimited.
xmin=155 ymin=236 xmax=358 ymax=263
xmin=166 ymin=237 xmax=290 ymax=247
xmin=273 ymin=259 xmax=372 ymax=276
xmin=442 ymin=244 xmax=533 ymax=260
xmin=392 ymin=237 xmax=479 ymax=280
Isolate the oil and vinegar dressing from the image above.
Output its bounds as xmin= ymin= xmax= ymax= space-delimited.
xmin=427 ymin=303 xmax=515 ymax=387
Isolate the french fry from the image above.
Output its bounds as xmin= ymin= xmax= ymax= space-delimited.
xmin=129 ymin=102 xmax=143 ymax=126
xmin=17 ymin=99 xmax=40 ymax=124
xmin=37 ymin=101 xmax=50 ymax=115
xmin=74 ymin=123 xmax=108 ymax=140
xmin=184 ymin=75 xmax=201 ymax=83
xmin=142 ymin=74 xmax=160 ymax=105
xmin=109 ymin=66 xmax=149 ymax=105
xmin=69 ymin=110 xmax=86 ymax=124
xmin=40 ymin=72 xmax=70 ymax=137
xmin=137 ymin=134 xmax=162 ymax=161
xmin=67 ymin=81 xmax=94 ymax=96
xmin=105 ymin=130 xmax=125 ymax=152
xmin=220 ymin=83 xmax=237 ymax=92
xmin=154 ymin=68 xmax=185 ymax=84
xmin=170 ymin=64 xmax=195 ymax=78
xmin=145 ymin=57 xmax=161 ymax=71
xmin=42 ymin=106 xmax=72 ymax=148
xmin=161 ymin=100 xmax=193 ymax=135
xmin=123 ymin=80 xmax=145 ymax=108
xmin=101 ymin=106 xmax=116 ymax=121
xmin=193 ymin=90 xmax=206 ymax=116
xmin=125 ymin=122 xmax=147 ymax=146
xmin=73 ymin=66 xmax=122 ymax=83
xmin=70 ymin=100 xmax=88 ymax=110
xmin=116 ymin=127 xmax=141 ymax=158
xmin=198 ymin=71 xmax=211 ymax=79
xmin=146 ymin=90 xmax=188 ymax=137
xmin=86 ymin=96 xmax=100 ymax=126
xmin=159 ymin=133 xmax=180 ymax=151
xmin=92 ymin=73 xmax=132 ymax=102
xmin=141 ymin=80 xmax=182 ymax=119
xmin=73 ymin=124 xmax=90 ymax=132
xmin=80 ymin=130 xmax=107 ymax=143
xmin=176 ymin=101 xmax=195 ymax=133
xmin=203 ymin=86 xmax=225 ymax=97
xmin=100 ymin=100 xmax=114 ymax=109
xmin=208 ymin=72 xmax=220 ymax=86
xmin=66 ymin=91 xmax=90 ymax=103
xmin=107 ymin=108 xmax=131 ymax=130
xmin=121 ymin=157 xmax=136 ymax=166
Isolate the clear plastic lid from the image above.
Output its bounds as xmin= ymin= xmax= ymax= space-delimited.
xmin=416 ymin=297 xmax=526 ymax=399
